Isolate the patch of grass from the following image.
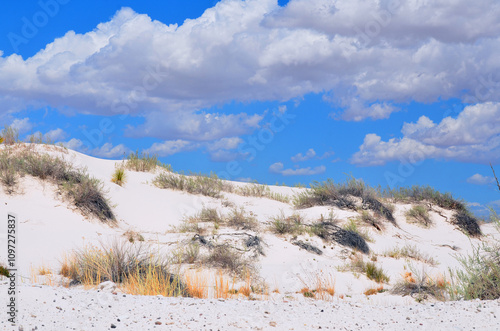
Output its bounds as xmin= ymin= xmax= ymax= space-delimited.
xmin=182 ymin=243 xmax=200 ymax=264
xmin=384 ymin=244 xmax=438 ymax=266
xmin=125 ymin=150 xmax=171 ymax=172
xmin=1 ymin=125 xmax=19 ymax=145
xmin=153 ymin=172 xmax=225 ymax=198
xmin=204 ymin=245 xmax=254 ymax=277
xmin=450 ymin=215 xmax=500 ymax=300
xmin=0 ymin=146 xmax=114 ymax=221
xmin=269 ymin=212 xmax=305 ymax=235
xmin=236 ymin=183 xmax=290 ymax=203
xmin=0 ymin=264 xmax=10 ymax=278
xmin=341 ymin=255 xmax=389 ymax=283
xmin=452 ymin=210 xmax=482 ymax=237
xmin=111 ymin=166 xmax=127 ymax=186
xmin=342 ymin=219 xmax=374 ymax=243
xmin=391 ymin=270 xmax=448 ymax=302
xmin=405 ymin=205 xmax=432 ymax=227
xmin=227 ymin=208 xmax=259 ymax=231
xmin=358 ymin=211 xmax=384 ymax=231
xmin=364 ymin=285 xmax=385 ymax=296
xmin=384 ymin=185 xmax=466 ymax=211
xmin=60 ymin=241 xmax=185 ymax=296
xmin=314 ymin=221 xmax=370 ymax=254
xmin=294 ymin=178 xmax=395 ymax=225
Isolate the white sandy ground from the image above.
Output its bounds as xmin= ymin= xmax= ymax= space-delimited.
xmin=1 ymin=144 xmax=500 ymax=330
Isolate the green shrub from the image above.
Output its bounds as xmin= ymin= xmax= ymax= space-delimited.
xmin=452 ymin=210 xmax=481 ymax=237
xmin=384 ymin=185 xmax=466 ymax=211
xmin=205 ymin=245 xmax=253 ymax=277
xmin=405 ymin=205 xmax=432 ymax=227
xmin=342 ymin=219 xmax=374 ymax=243
xmin=227 ymin=208 xmax=259 ymax=231
xmin=269 ymin=212 xmax=305 ymax=235
xmin=125 ymin=150 xmax=171 ymax=172
xmin=365 ymin=262 xmax=390 ymax=283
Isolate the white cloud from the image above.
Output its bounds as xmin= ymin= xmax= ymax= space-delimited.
xmin=10 ymin=118 xmax=33 ymax=134
xmin=0 ymin=0 xmax=499 ymax=130
xmin=291 ymin=148 xmax=316 ymax=162
xmin=63 ymin=139 xmax=129 ymax=158
xmin=44 ymin=128 xmax=67 ymax=142
xmin=467 ymin=174 xmax=495 ymax=185
xmin=144 ymin=140 xmax=195 ymax=157
xmin=352 ymin=103 xmax=500 ymax=165
xmin=269 ymin=162 xmax=326 ymax=176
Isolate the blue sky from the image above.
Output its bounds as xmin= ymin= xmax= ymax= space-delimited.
xmin=1 ymin=0 xmax=499 ymax=216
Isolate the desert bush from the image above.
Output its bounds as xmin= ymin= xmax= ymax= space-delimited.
xmin=342 ymin=219 xmax=374 ymax=243
xmin=1 ymin=126 xmax=19 ymax=145
xmin=358 ymin=211 xmax=383 ymax=231
xmin=269 ymin=212 xmax=305 ymax=235
xmin=315 ymin=221 xmax=370 ymax=254
xmin=391 ymin=270 xmax=447 ymax=302
xmin=198 ymin=207 xmax=223 ymax=224
xmin=0 ymin=154 xmax=17 ymax=194
xmin=111 ymin=166 xmax=127 ymax=186
xmin=294 ymin=178 xmax=395 ymax=224
xmin=384 ymin=185 xmax=466 ymax=211
xmin=236 ymin=183 xmax=290 ymax=203
xmin=227 ymin=208 xmax=259 ymax=231
xmin=60 ymin=240 xmax=185 ymax=296
xmin=384 ymin=244 xmax=438 ymax=266
xmin=182 ymin=243 xmax=200 ymax=264
xmin=452 ymin=210 xmax=482 ymax=237
xmin=405 ymin=205 xmax=432 ymax=227
xmin=204 ymin=245 xmax=253 ymax=277
xmin=0 ymin=264 xmax=10 ymax=278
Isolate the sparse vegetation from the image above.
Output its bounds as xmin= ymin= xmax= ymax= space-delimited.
xmin=125 ymin=150 xmax=171 ymax=172
xmin=384 ymin=185 xmax=466 ymax=211
xmin=341 ymin=255 xmax=389 ymax=283
xmin=294 ymin=178 xmax=396 ymax=225
xmin=236 ymin=183 xmax=290 ymax=203
xmin=204 ymin=245 xmax=254 ymax=277
xmin=405 ymin=205 xmax=432 ymax=227
xmin=342 ymin=219 xmax=374 ymax=243
xmin=384 ymin=244 xmax=438 ymax=266
xmin=0 ymin=264 xmax=10 ymax=278
xmin=269 ymin=212 xmax=305 ymax=235
xmin=123 ymin=230 xmax=145 ymax=243
xmin=227 ymin=207 xmax=259 ymax=231
xmin=314 ymin=221 xmax=370 ymax=254
xmin=153 ymin=172 xmax=226 ymax=198
xmin=1 ymin=125 xmax=19 ymax=145
xmin=0 ymin=146 xmax=114 ymax=221
xmin=391 ymin=270 xmax=448 ymax=302
xmin=111 ymin=166 xmax=127 ymax=186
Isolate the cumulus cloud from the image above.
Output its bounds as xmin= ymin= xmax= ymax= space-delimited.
xmin=467 ymin=174 xmax=495 ymax=185
xmin=0 ymin=0 xmax=499 ymax=131
xmin=144 ymin=140 xmax=195 ymax=157
xmin=269 ymin=162 xmax=326 ymax=176
xmin=63 ymin=139 xmax=129 ymax=158
xmin=44 ymin=128 xmax=67 ymax=142
xmin=352 ymin=103 xmax=500 ymax=165
xmin=10 ymin=118 xmax=33 ymax=134
xmin=291 ymin=148 xmax=316 ymax=162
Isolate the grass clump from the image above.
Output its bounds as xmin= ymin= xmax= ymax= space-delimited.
xmin=227 ymin=208 xmax=259 ymax=231
xmin=111 ymin=166 xmax=127 ymax=186
xmin=452 ymin=210 xmax=482 ymax=237
xmin=0 ymin=264 xmax=10 ymax=278
xmin=1 ymin=126 xmax=19 ymax=145
xmin=269 ymin=212 xmax=305 ymax=235
xmin=405 ymin=205 xmax=432 ymax=227
xmin=205 ymin=245 xmax=254 ymax=277
xmin=153 ymin=172 xmax=225 ymax=198
xmin=60 ymin=241 xmax=186 ymax=297
xmin=391 ymin=270 xmax=448 ymax=302
xmin=125 ymin=150 xmax=171 ymax=172
xmin=341 ymin=255 xmax=389 ymax=283
xmin=314 ymin=221 xmax=370 ymax=254
xmin=236 ymin=183 xmax=290 ymax=203
xmin=384 ymin=185 xmax=466 ymax=211
xmin=294 ymin=178 xmax=395 ymax=225
xmin=384 ymin=244 xmax=438 ymax=266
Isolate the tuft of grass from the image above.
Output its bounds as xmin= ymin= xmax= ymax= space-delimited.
xmin=452 ymin=210 xmax=482 ymax=237
xmin=153 ymin=172 xmax=225 ymax=198
xmin=123 ymin=230 xmax=145 ymax=243
xmin=1 ymin=125 xmax=19 ymax=145
xmin=391 ymin=270 xmax=448 ymax=302
xmin=204 ymin=245 xmax=254 ymax=278
xmin=227 ymin=207 xmax=259 ymax=231
xmin=269 ymin=212 xmax=305 ymax=235
xmin=184 ymin=270 xmax=208 ymax=298
xmin=314 ymin=221 xmax=370 ymax=254
xmin=60 ymin=241 xmax=186 ymax=296
xmin=125 ymin=150 xmax=171 ymax=172
xmin=111 ymin=166 xmax=127 ymax=186
xmin=0 ymin=264 xmax=10 ymax=278
xmin=384 ymin=244 xmax=438 ymax=266
xmin=236 ymin=183 xmax=290 ymax=203
xmin=364 ymin=285 xmax=385 ymax=296
xmin=341 ymin=255 xmax=389 ymax=283
xmin=405 ymin=205 xmax=432 ymax=227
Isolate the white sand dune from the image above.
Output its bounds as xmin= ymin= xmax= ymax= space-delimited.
xmin=1 ymin=144 xmax=499 ymax=330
